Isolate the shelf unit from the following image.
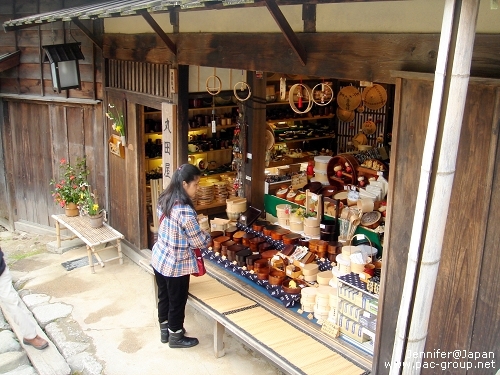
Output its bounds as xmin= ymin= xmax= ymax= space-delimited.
xmin=188 ymin=92 xmax=239 ymax=215
xmin=336 ymin=273 xmax=379 ymax=355
xmin=143 ymin=110 xmax=163 ymax=173
xmin=265 ymin=90 xmax=336 ymax=163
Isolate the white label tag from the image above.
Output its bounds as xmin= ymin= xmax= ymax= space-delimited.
xmin=212 ymin=120 xmax=216 ymax=133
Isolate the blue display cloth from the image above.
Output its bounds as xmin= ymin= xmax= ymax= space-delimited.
xmin=202 ymin=247 xmax=335 ymax=310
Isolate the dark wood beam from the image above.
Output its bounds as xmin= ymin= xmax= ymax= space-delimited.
xmin=71 ymin=18 xmax=103 ymax=50
xmin=103 ymin=33 xmax=500 ymax=83
xmin=263 ymin=0 xmax=307 ymax=66
xmin=137 ymin=9 xmax=177 ymax=56
xmin=170 ymin=10 xmax=179 ymax=34
xmin=0 ymin=50 xmax=20 ymax=73
xmin=302 ymin=4 xmax=316 ymax=33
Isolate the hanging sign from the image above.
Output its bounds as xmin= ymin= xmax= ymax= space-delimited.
xmin=161 ymin=103 xmax=178 ymax=189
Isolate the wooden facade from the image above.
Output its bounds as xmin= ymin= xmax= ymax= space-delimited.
xmin=374 ymin=73 xmax=500 ymax=373
xmin=1 ymin=1 xmax=500 ymax=374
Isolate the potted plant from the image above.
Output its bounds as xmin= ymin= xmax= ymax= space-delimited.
xmin=106 ymin=103 xmax=126 ymax=145
xmin=80 ymin=185 xmax=106 ymax=228
xmin=50 ymin=158 xmax=89 ymax=216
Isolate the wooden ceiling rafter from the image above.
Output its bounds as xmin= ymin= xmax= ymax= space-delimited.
xmin=0 ymin=50 xmax=21 ymax=72
xmin=71 ymin=18 xmax=103 ymax=50
xmin=137 ymin=9 xmax=177 ymax=56
xmin=264 ymin=0 xmax=307 ymax=66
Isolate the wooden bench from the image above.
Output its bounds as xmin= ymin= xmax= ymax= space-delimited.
xmin=51 ymin=214 xmax=124 ymax=273
xmin=138 ymin=253 xmax=367 ymax=375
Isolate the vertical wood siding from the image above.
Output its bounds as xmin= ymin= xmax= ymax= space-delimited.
xmin=108 ymin=59 xmax=170 ymax=98
xmin=374 ymin=77 xmax=500 ymax=374
xmin=1 ymin=100 xmax=104 ymax=228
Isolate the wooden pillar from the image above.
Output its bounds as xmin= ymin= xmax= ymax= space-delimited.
xmin=177 ymin=64 xmax=189 ymax=165
xmin=244 ymin=72 xmax=266 ymax=211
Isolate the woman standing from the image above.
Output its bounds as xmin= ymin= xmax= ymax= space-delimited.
xmin=151 ymin=164 xmax=210 ymax=348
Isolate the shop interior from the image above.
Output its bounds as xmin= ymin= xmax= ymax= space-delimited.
xmin=142 ymin=69 xmax=394 ymax=359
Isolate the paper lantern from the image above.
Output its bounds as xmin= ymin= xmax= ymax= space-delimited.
xmin=336 ymin=108 xmax=355 ymax=122
xmin=362 ymin=84 xmax=387 ymax=110
xmin=337 ymin=86 xmax=362 ymax=111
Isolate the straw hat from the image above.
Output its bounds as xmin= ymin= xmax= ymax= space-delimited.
xmin=362 ymin=119 xmax=377 ymax=135
xmin=337 ymin=85 xmax=362 ymax=111
xmin=352 ymin=132 xmax=368 ymax=147
xmin=336 ymin=108 xmax=355 ymax=122
xmin=362 ymin=84 xmax=387 ymax=110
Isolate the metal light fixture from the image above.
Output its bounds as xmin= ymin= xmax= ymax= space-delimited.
xmin=42 ymin=42 xmax=85 ymax=93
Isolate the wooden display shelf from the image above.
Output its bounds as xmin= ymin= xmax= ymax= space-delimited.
xmin=145 ymin=156 xmax=162 ymax=161
xmin=267 ymin=114 xmax=334 ymax=121
xmin=357 ymin=166 xmax=382 ymax=177
xmin=275 ymin=135 xmax=335 ymax=145
xmin=188 ymin=123 xmax=236 ymax=133
xmin=189 ymin=148 xmax=233 ymax=156
xmin=195 ymin=201 xmax=226 ymax=210
xmin=144 ymin=131 xmax=162 ymax=136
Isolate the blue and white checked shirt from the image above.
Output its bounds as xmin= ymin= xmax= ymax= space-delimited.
xmin=151 ymin=203 xmax=210 ymax=277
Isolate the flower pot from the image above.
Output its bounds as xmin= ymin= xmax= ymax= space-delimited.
xmin=88 ymin=211 xmax=104 ymax=228
xmin=120 ymin=135 xmax=126 ymax=146
xmin=65 ymin=203 xmax=79 ymax=217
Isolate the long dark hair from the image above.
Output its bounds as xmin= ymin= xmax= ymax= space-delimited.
xmin=158 ymin=163 xmax=201 ymax=218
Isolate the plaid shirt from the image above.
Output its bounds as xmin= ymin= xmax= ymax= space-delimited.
xmin=151 ymin=203 xmax=210 ymax=277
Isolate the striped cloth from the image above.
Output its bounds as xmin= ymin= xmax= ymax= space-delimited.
xmin=151 ymin=203 xmax=210 ymax=277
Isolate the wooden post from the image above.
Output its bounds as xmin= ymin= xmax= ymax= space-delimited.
xmin=390 ymin=0 xmax=481 ymax=373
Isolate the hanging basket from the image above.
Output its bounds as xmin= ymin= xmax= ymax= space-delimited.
xmin=362 ymin=84 xmax=387 ymax=110
xmin=337 ymin=85 xmax=362 ymax=111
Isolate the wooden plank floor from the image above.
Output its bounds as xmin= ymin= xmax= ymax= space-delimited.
xmin=189 ymin=275 xmax=365 ymax=375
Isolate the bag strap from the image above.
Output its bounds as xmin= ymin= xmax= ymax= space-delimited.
xmin=159 ymin=213 xmax=166 ymax=226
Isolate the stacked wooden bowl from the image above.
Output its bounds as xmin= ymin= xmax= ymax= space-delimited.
xmin=213 ymin=181 xmax=228 ymax=203
xmin=196 ymin=183 xmax=214 ymax=206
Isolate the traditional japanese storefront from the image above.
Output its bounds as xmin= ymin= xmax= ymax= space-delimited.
xmin=1 ymin=1 xmax=500 ymax=374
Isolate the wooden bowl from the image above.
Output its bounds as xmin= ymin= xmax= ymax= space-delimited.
xmin=268 ymin=269 xmax=286 ymax=285
xmin=282 ymin=278 xmax=302 ymax=294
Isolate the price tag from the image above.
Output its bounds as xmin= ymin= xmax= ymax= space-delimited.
xmin=321 ymin=320 xmax=340 ymax=338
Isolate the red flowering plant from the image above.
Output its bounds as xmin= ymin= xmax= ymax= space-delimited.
xmin=50 ymin=158 xmax=90 ymax=208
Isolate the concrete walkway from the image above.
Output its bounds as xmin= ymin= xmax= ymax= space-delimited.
xmin=0 ymin=229 xmax=282 ymax=375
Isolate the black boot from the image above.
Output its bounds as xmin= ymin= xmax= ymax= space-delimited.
xmin=160 ymin=322 xmax=169 ymax=343
xmin=168 ymin=329 xmax=199 ymax=348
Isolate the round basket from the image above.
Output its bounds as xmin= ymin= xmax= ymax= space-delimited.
xmin=337 ymin=86 xmax=362 ymax=111
xmin=362 ymin=84 xmax=387 ymax=110
xmin=336 ymin=108 xmax=355 ymax=122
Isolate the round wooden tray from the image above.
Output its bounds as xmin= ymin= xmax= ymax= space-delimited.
xmin=327 ymin=154 xmax=359 ymax=187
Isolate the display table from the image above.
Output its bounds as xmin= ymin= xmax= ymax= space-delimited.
xmin=51 ymin=214 xmax=124 ymax=273
xmin=138 ymin=251 xmax=369 ymax=374
xmin=264 ymin=194 xmax=383 ymax=252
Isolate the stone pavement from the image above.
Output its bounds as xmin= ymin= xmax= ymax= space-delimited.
xmin=0 ymin=228 xmax=283 ymax=375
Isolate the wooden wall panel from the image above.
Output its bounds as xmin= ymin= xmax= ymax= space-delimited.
xmin=375 ymin=76 xmax=500 ymax=374
xmin=469 ymin=88 xmax=500 ymax=367
xmin=373 ymin=77 xmax=433 ymax=373
xmin=423 ymin=84 xmax=499 ymax=374
xmin=0 ymin=99 xmax=103 ymax=228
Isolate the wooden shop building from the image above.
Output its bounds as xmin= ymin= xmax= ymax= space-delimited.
xmin=0 ymin=0 xmax=499 ymax=374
